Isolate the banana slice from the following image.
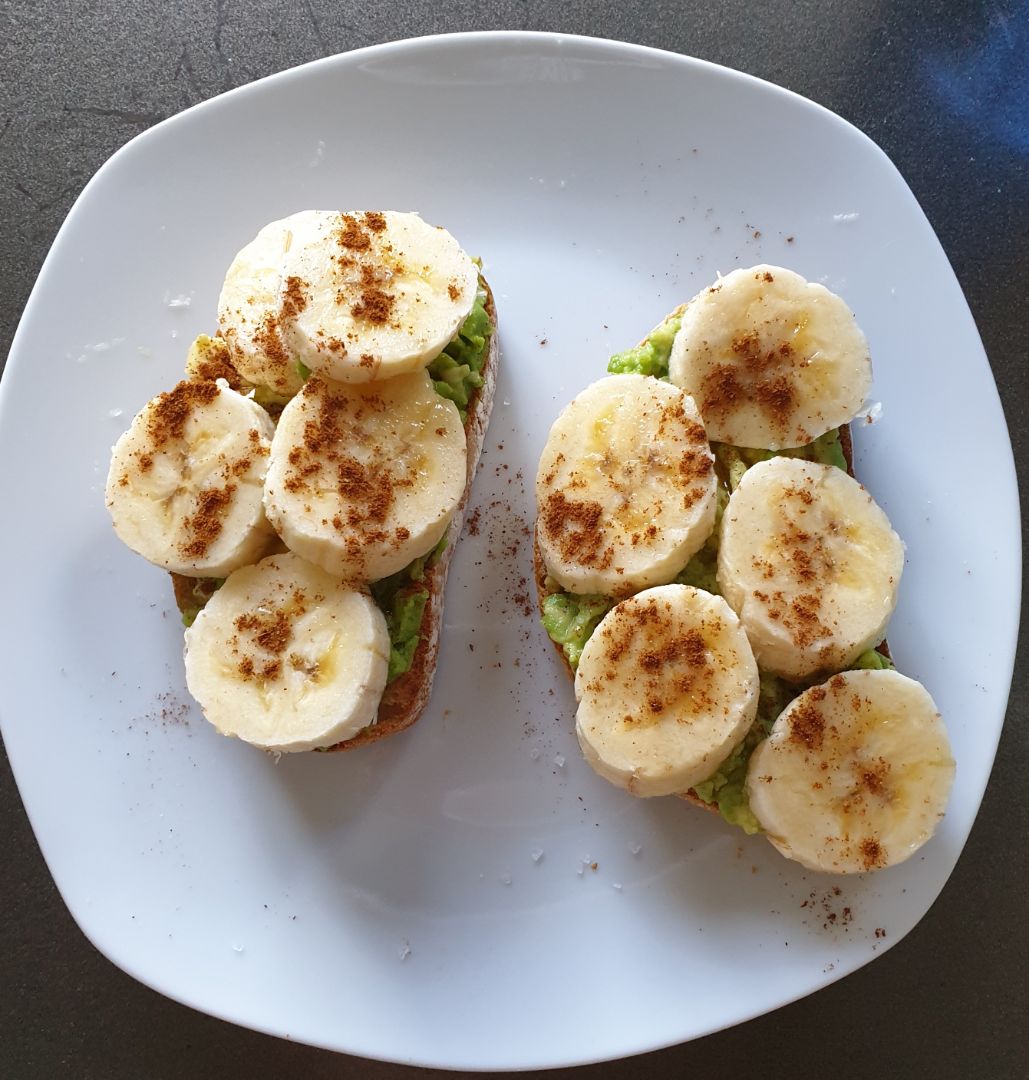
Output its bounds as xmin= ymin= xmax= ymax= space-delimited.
xmin=217 ymin=213 xmax=318 ymax=399
xmin=263 ymin=370 xmax=467 ymax=583
xmin=668 ymin=265 xmax=871 ymax=449
xmin=717 ymin=457 xmax=904 ymax=681
xmin=278 ymin=210 xmax=478 ymax=383
xmin=575 ymin=585 xmax=759 ymax=797
xmin=184 ymin=552 xmax=389 ymax=752
xmin=747 ymin=669 xmax=955 ymax=873
xmin=105 ymin=379 xmax=276 ymax=577
xmin=536 ymin=374 xmax=718 ymax=597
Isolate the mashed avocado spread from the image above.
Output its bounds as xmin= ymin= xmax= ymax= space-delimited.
xmin=428 ymin=283 xmax=493 ymax=420
xmin=540 ymin=310 xmax=889 ymax=831
xmin=177 ymin=281 xmax=494 ymax=686
xmin=370 ymin=533 xmax=448 ymax=683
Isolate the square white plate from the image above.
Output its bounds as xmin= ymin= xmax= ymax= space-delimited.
xmin=0 ymin=32 xmax=1019 ymax=1070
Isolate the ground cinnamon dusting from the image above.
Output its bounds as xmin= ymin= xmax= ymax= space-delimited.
xmin=789 ymin=699 xmax=825 ymax=751
xmin=754 ymin=374 xmax=796 ymax=420
xmin=235 ymin=609 xmax=293 ymax=655
xmin=860 ymin=837 xmax=885 ymax=869
xmin=179 ymin=483 xmax=236 ymax=558
xmin=281 ymin=275 xmax=309 ymax=319
xmin=335 ymin=214 xmax=373 ymax=250
xmin=147 ymin=380 xmax=219 ymax=448
xmin=252 ymin=313 xmax=292 ymax=387
xmin=699 ymin=328 xmax=805 ymax=432
xmin=861 ymin=759 xmax=890 ymax=795
xmin=700 ymin=365 xmax=742 ymax=415
xmin=541 ymin=492 xmax=611 ymax=570
xmin=351 ymin=287 xmax=394 ymax=325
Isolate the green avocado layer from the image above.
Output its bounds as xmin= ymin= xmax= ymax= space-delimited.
xmin=541 ymin=313 xmax=888 ymax=831
xmin=607 ymin=312 xmax=682 ymax=378
xmin=180 ymin=577 xmax=224 ymax=628
xmin=370 ymin=533 xmax=448 ymax=683
xmin=427 ymin=284 xmax=493 ymax=420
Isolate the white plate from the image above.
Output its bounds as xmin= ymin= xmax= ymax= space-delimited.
xmin=1 ymin=32 xmax=1019 ymax=1070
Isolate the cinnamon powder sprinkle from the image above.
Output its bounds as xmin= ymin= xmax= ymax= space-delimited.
xmin=789 ymin=700 xmax=825 ymax=751
xmin=281 ymin=275 xmax=309 ymax=319
xmin=861 ymin=759 xmax=890 ymax=795
xmin=351 ymin=286 xmax=394 ymax=325
xmin=754 ymin=374 xmax=796 ymax=420
xmin=235 ymin=609 xmax=293 ymax=655
xmin=541 ymin=492 xmax=611 ymax=570
xmin=335 ymin=214 xmax=372 ymax=250
xmin=860 ymin=837 xmax=885 ymax=870
xmin=700 ymin=329 xmax=803 ymax=430
xmin=179 ymin=483 xmax=236 ymax=559
xmin=701 ymin=365 xmax=743 ymax=414
xmin=252 ymin=313 xmax=292 ymax=387
xmin=147 ymin=380 xmax=219 ymax=449
xmin=363 ymin=211 xmax=387 ymax=233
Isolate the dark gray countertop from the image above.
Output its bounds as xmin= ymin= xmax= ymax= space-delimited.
xmin=2 ymin=3 xmax=1026 ymax=1078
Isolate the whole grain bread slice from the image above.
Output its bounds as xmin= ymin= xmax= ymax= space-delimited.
xmin=531 ymin=316 xmax=885 ymax=809
xmin=172 ymin=280 xmax=498 ymax=751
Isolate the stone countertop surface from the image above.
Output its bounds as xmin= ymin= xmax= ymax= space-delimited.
xmin=2 ymin=3 xmax=1026 ymax=1078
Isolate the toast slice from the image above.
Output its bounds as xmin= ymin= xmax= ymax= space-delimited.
xmin=172 ymin=279 xmax=498 ymax=751
xmin=532 ymin=321 xmax=887 ymax=810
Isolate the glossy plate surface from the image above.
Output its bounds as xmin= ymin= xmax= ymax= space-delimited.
xmin=0 ymin=32 xmax=1019 ymax=1070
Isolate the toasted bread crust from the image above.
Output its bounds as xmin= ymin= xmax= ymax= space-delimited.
xmin=532 ymin=312 xmax=882 ymax=811
xmin=329 ymin=279 xmax=498 ymax=750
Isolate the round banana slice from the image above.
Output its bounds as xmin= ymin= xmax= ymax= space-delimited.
xmin=575 ymin=585 xmax=759 ymax=797
xmin=747 ymin=669 xmax=955 ymax=873
xmin=717 ymin=457 xmax=904 ymax=681
xmin=279 ymin=210 xmax=478 ymax=383
xmin=263 ymin=370 xmax=467 ymax=583
xmin=217 ymin=212 xmax=319 ymax=399
xmin=105 ymin=379 xmax=276 ymax=577
xmin=535 ymin=374 xmax=718 ymax=597
xmin=184 ymin=552 xmax=389 ymax=752
xmin=668 ymin=265 xmax=871 ymax=449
